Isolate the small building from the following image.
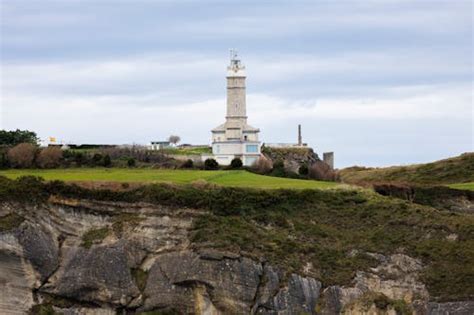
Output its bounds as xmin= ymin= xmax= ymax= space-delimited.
xmin=210 ymin=51 xmax=261 ymax=166
xmin=149 ymin=141 xmax=171 ymax=151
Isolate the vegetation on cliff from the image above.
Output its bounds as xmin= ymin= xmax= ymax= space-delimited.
xmin=338 ymin=153 xmax=474 ymax=187
xmin=0 ymin=175 xmax=473 ymax=302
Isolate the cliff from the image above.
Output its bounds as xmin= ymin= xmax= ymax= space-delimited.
xmin=0 ymin=177 xmax=473 ymax=314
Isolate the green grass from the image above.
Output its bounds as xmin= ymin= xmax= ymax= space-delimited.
xmin=0 ymin=168 xmax=337 ymax=190
xmin=81 ymin=227 xmax=110 ymax=248
xmin=448 ymin=182 xmax=474 ymax=191
xmin=161 ymin=146 xmax=212 ymax=155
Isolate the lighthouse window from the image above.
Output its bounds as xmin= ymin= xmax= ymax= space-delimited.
xmin=246 ymin=145 xmax=258 ymax=153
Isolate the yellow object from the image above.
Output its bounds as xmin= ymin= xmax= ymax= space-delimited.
xmin=49 ymin=137 xmax=56 ymax=143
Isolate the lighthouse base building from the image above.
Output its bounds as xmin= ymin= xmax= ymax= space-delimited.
xmin=208 ymin=52 xmax=261 ymax=166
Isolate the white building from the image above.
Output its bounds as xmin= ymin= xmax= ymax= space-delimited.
xmin=210 ymin=51 xmax=261 ymax=166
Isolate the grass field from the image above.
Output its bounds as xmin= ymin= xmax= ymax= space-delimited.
xmin=0 ymin=168 xmax=338 ymax=190
xmin=448 ymin=182 xmax=474 ymax=191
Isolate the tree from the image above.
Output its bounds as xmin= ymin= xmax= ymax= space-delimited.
xmin=168 ymin=135 xmax=181 ymax=146
xmin=298 ymin=164 xmax=309 ymax=176
xmin=74 ymin=152 xmax=85 ymax=167
xmin=103 ymin=154 xmax=112 ymax=167
xmin=308 ymin=161 xmax=337 ymax=181
xmin=127 ymin=158 xmax=136 ymax=167
xmin=204 ymin=158 xmax=218 ymax=170
xmin=270 ymin=159 xmax=286 ymax=177
xmin=230 ymin=157 xmax=243 ymax=169
xmin=92 ymin=153 xmax=103 ymax=165
xmin=252 ymin=156 xmax=273 ymax=174
xmin=7 ymin=143 xmax=36 ymax=168
xmin=0 ymin=151 xmax=9 ymax=168
xmin=0 ymin=129 xmax=39 ymax=146
xmin=37 ymin=147 xmax=62 ymax=168
xmin=181 ymin=159 xmax=194 ymax=168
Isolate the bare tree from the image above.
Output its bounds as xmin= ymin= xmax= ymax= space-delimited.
xmin=7 ymin=143 xmax=36 ymax=168
xmin=37 ymin=147 xmax=63 ymax=168
xmin=252 ymin=156 xmax=273 ymax=174
xmin=308 ymin=161 xmax=337 ymax=181
xmin=168 ymin=135 xmax=181 ymax=146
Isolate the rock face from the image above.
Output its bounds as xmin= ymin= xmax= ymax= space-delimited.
xmin=262 ymin=147 xmax=321 ymax=173
xmin=50 ymin=243 xmax=140 ymax=306
xmin=427 ymin=301 xmax=474 ymax=315
xmin=0 ymin=199 xmax=472 ymax=314
xmin=320 ymin=254 xmax=429 ymax=315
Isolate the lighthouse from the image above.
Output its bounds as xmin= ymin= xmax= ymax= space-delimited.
xmin=210 ymin=50 xmax=261 ymax=166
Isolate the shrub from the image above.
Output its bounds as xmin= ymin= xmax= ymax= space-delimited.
xmin=0 ymin=151 xmax=9 ymax=169
xmin=7 ymin=143 xmax=36 ymax=168
xmin=298 ymin=164 xmax=309 ymax=176
xmin=204 ymin=158 xmax=218 ymax=170
xmin=127 ymin=158 xmax=136 ymax=167
xmin=273 ymin=159 xmax=285 ymax=169
xmin=81 ymin=227 xmax=110 ymax=248
xmin=103 ymin=154 xmax=112 ymax=167
xmin=181 ymin=159 xmax=194 ymax=168
xmin=309 ymin=161 xmax=337 ymax=181
xmin=0 ymin=213 xmax=24 ymax=232
xmin=230 ymin=157 xmax=243 ymax=169
xmin=92 ymin=153 xmax=103 ymax=165
xmin=270 ymin=159 xmax=287 ymax=177
xmin=37 ymin=147 xmax=63 ymax=168
xmin=252 ymin=156 xmax=273 ymax=174
xmin=74 ymin=152 xmax=85 ymax=167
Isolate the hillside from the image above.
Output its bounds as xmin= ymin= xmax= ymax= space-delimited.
xmin=338 ymin=153 xmax=474 ymax=187
xmin=0 ymin=176 xmax=473 ymax=314
xmin=0 ymin=168 xmax=337 ymax=190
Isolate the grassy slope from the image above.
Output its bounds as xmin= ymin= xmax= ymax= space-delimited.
xmin=448 ymin=182 xmax=474 ymax=191
xmin=161 ymin=146 xmax=212 ymax=155
xmin=0 ymin=168 xmax=337 ymax=190
xmin=0 ymin=177 xmax=472 ymax=302
xmin=338 ymin=153 xmax=474 ymax=188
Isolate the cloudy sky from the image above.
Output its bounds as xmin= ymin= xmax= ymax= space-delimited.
xmin=0 ymin=0 xmax=472 ymax=167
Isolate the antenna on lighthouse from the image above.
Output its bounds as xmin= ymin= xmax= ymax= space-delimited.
xmin=229 ymin=49 xmax=241 ymax=68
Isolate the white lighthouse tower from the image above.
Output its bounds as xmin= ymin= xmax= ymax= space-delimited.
xmin=210 ymin=50 xmax=261 ymax=166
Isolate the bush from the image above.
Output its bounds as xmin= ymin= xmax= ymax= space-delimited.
xmin=181 ymin=159 xmax=194 ymax=168
xmin=273 ymin=159 xmax=285 ymax=169
xmin=298 ymin=164 xmax=309 ymax=176
xmin=7 ymin=143 xmax=36 ymax=168
xmin=72 ymin=152 xmax=85 ymax=167
xmin=252 ymin=156 xmax=273 ymax=174
xmin=0 ymin=151 xmax=9 ymax=169
xmin=309 ymin=161 xmax=337 ymax=181
xmin=127 ymin=158 xmax=136 ymax=168
xmin=103 ymin=154 xmax=112 ymax=167
xmin=204 ymin=158 xmax=218 ymax=170
xmin=270 ymin=159 xmax=287 ymax=177
xmin=230 ymin=157 xmax=243 ymax=169
xmin=37 ymin=147 xmax=63 ymax=168
xmin=92 ymin=153 xmax=103 ymax=165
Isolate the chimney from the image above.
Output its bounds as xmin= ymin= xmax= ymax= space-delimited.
xmin=298 ymin=124 xmax=302 ymax=146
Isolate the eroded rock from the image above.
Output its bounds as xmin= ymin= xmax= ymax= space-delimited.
xmin=50 ymin=243 xmax=140 ymax=306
